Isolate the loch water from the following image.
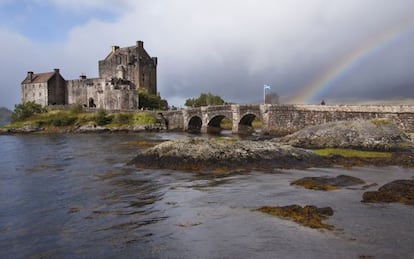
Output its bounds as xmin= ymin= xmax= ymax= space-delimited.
xmin=1 ymin=133 xmax=414 ymax=258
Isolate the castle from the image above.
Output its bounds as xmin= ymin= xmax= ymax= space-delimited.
xmin=21 ymin=41 xmax=157 ymax=110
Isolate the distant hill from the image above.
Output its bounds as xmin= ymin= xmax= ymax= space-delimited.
xmin=0 ymin=107 xmax=12 ymax=125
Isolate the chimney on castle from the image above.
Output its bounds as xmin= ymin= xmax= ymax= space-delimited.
xmin=111 ymin=46 xmax=119 ymax=53
xmin=54 ymin=68 xmax=60 ymax=74
xmin=27 ymin=71 xmax=33 ymax=82
xmin=136 ymin=41 xmax=144 ymax=48
xmin=79 ymin=74 xmax=87 ymax=80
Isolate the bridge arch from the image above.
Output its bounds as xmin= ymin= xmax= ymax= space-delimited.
xmin=238 ymin=113 xmax=258 ymax=135
xmin=207 ymin=115 xmax=229 ymax=134
xmin=188 ymin=116 xmax=202 ymax=133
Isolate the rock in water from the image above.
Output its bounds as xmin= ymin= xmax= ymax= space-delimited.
xmin=291 ymin=175 xmax=366 ymax=191
xmin=256 ymin=204 xmax=335 ymax=230
xmin=129 ymin=137 xmax=325 ymax=171
xmin=362 ymin=179 xmax=414 ymax=205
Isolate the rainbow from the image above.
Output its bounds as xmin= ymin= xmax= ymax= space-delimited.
xmin=290 ymin=17 xmax=414 ymax=104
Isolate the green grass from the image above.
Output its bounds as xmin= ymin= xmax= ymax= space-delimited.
xmin=132 ymin=113 xmax=157 ymax=125
xmin=2 ymin=109 xmax=158 ymax=129
xmin=312 ymin=148 xmax=392 ymax=158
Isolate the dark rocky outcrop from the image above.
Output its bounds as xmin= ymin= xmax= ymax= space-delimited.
xmin=2 ymin=124 xmax=44 ymax=134
xmin=291 ymin=175 xmax=365 ymax=191
xmin=256 ymin=205 xmax=335 ymax=230
xmin=129 ymin=137 xmax=326 ymax=171
xmin=362 ymin=179 xmax=414 ymax=205
xmin=277 ymin=119 xmax=413 ymax=151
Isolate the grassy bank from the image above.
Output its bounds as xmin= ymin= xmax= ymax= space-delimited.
xmin=1 ymin=108 xmax=159 ymax=130
xmin=312 ymin=148 xmax=392 ymax=158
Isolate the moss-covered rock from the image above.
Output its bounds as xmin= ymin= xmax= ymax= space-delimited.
xmin=256 ymin=205 xmax=334 ymax=230
xmin=277 ymin=119 xmax=413 ymax=151
xmin=362 ymin=179 xmax=414 ymax=205
xmin=291 ymin=175 xmax=366 ymax=191
xmin=128 ymin=137 xmax=326 ymax=171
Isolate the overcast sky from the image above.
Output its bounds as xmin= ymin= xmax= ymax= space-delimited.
xmin=1 ymin=0 xmax=414 ymax=109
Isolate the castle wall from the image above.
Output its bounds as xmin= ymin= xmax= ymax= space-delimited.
xmin=22 ymin=82 xmax=48 ymax=106
xmin=47 ymin=73 xmax=66 ymax=105
xmin=22 ymin=41 xmax=154 ymax=111
xmin=66 ymin=78 xmax=138 ymax=110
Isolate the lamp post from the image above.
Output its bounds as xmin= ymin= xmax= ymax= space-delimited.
xmin=263 ymin=84 xmax=271 ymax=104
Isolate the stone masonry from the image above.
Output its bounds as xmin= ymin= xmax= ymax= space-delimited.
xmin=162 ymin=104 xmax=414 ymax=135
xmin=21 ymin=41 xmax=157 ymax=110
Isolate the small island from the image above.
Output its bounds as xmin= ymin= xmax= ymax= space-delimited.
xmin=129 ymin=118 xmax=414 ymax=171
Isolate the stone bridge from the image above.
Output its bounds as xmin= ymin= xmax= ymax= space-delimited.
xmin=160 ymin=104 xmax=414 ymax=136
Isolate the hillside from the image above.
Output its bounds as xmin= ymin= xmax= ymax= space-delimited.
xmin=0 ymin=107 xmax=12 ymax=125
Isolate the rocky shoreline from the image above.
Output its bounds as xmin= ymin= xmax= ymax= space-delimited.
xmin=0 ymin=123 xmax=166 ymax=134
xmin=128 ymin=137 xmax=329 ymax=171
xmin=129 ymin=119 xmax=414 ymax=171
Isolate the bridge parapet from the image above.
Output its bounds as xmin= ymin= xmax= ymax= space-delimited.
xmin=162 ymin=104 xmax=414 ymax=136
xmin=265 ymin=104 xmax=414 ymax=136
xmin=285 ymin=104 xmax=414 ymax=113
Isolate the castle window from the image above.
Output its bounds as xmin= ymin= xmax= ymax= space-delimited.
xmin=33 ymin=92 xmax=35 ymax=97
xmin=39 ymin=92 xmax=41 ymax=97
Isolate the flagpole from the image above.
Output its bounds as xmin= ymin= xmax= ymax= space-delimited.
xmin=263 ymin=85 xmax=271 ymax=104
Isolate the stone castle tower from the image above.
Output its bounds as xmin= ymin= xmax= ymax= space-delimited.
xmin=21 ymin=41 xmax=157 ymax=110
xmin=98 ymin=41 xmax=157 ymax=95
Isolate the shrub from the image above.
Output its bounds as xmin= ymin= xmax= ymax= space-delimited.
xmin=11 ymin=101 xmax=46 ymax=122
xmin=133 ymin=113 xmax=157 ymax=125
xmin=94 ymin=109 xmax=113 ymax=126
xmin=115 ymin=113 xmax=133 ymax=125
xmin=70 ymin=104 xmax=84 ymax=114
xmin=50 ymin=116 xmax=77 ymax=127
xmin=138 ymin=91 xmax=168 ymax=110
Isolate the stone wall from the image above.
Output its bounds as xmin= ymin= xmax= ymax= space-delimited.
xmin=66 ymin=78 xmax=138 ymax=110
xmin=22 ymin=82 xmax=48 ymax=106
xmin=48 ymin=73 xmax=66 ymax=105
xmin=22 ymin=72 xmax=66 ymax=106
xmin=98 ymin=41 xmax=157 ymax=95
xmin=164 ymin=104 xmax=414 ymax=135
xmin=263 ymin=104 xmax=414 ymax=136
xmin=159 ymin=110 xmax=184 ymax=131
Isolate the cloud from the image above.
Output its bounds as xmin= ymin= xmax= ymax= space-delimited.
xmin=0 ymin=27 xmax=35 ymax=108
xmin=35 ymin=0 xmax=134 ymax=13
xmin=1 ymin=0 xmax=414 ymax=109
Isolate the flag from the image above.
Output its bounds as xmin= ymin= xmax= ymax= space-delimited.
xmin=264 ymin=84 xmax=271 ymax=90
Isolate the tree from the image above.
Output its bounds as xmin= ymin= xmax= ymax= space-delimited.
xmin=265 ymin=92 xmax=280 ymax=104
xmin=185 ymin=93 xmax=225 ymax=107
xmin=11 ymin=101 xmax=46 ymax=122
xmin=138 ymin=91 xmax=168 ymax=110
